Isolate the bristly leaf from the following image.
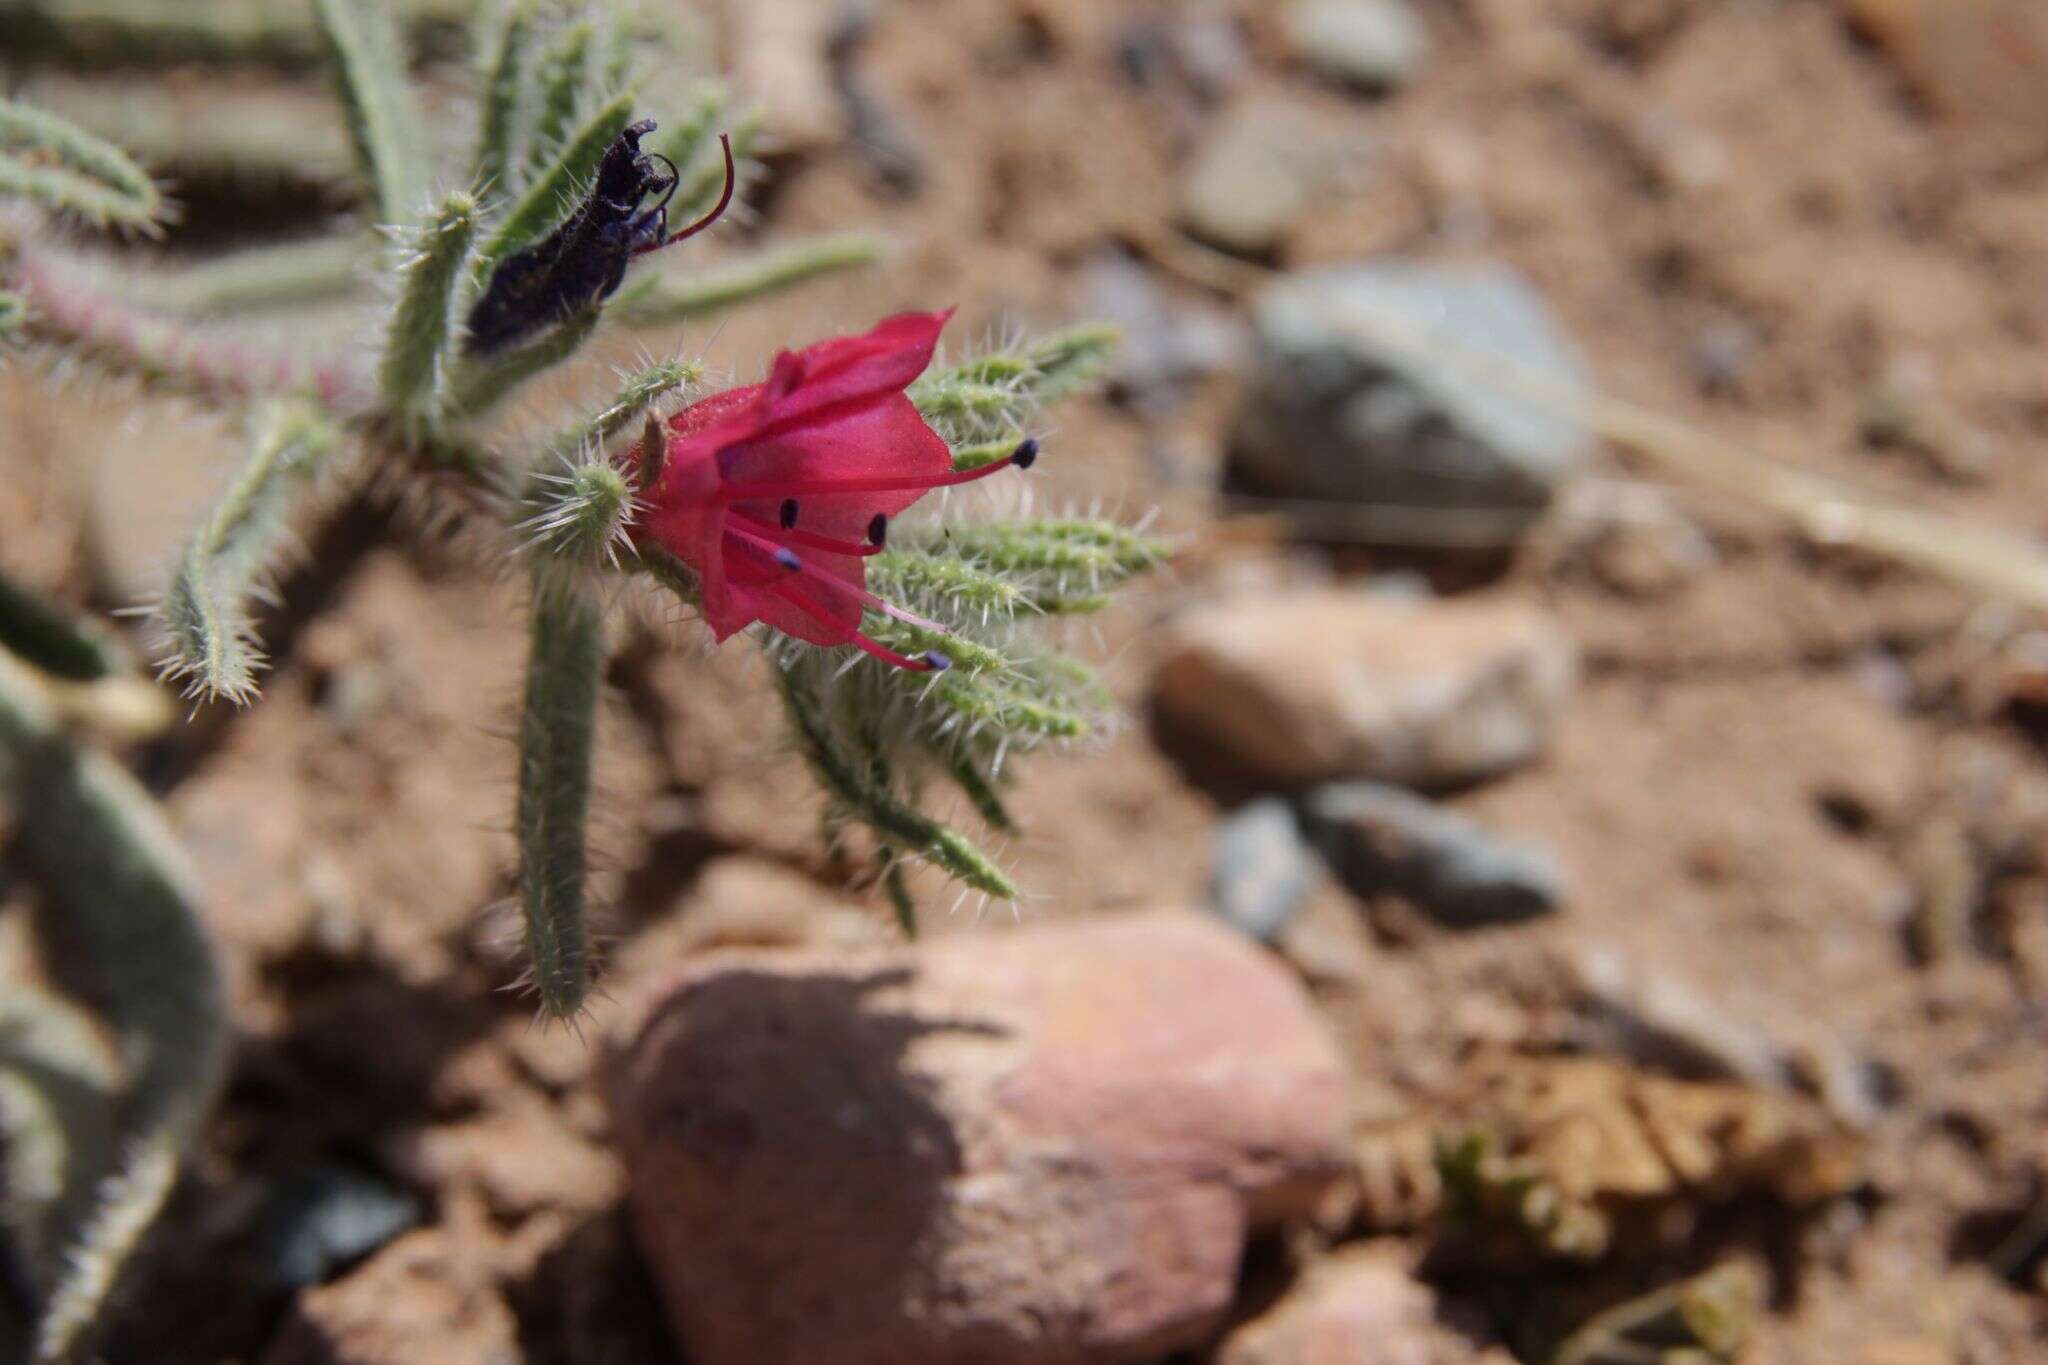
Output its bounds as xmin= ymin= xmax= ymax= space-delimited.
xmin=911 ymin=323 xmax=1122 ymax=446
xmin=313 ymin=0 xmax=425 ymax=221
xmin=472 ymin=0 xmax=539 ymax=192
xmin=6 ymin=0 xmax=475 ymax=68
xmin=916 ymin=518 xmax=1170 ymax=610
xmin=159 ymin=401 xmax=340 ymax=704
xmin=7 ymin=244 xmax=361 ymax=401
xmin=521 ymin=20 xmax=599 ymax=181
xmin=125 ymin=235 xmax=369 ymax=317
xmin=776 ymin=668 xmax=1018 ymax=901
xmin=0 ymin=652 xmax=227 ymax=1363
xmin=515 ymin=573 xmax=604 ymax=1022
xmin=611 ymin=233 xmax=884 ymax=327
xmin=0 ymin=98 xmax=163 ymax=232
xmin=539 ymin=358 xmax=700 ymax=462
xmin=935 ymin=741 xmax=1013 ymax=831
xmin=379 ymin=189 xmax=480 ymax=430
xmin=880 ymin=519 xmax=1170 ymax=619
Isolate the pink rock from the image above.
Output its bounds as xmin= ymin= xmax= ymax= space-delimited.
xmin=613 ymin=910 xmax=1352 ymax=1365
xmin=1218 ymin=1244 xmax=1516 ymax=1365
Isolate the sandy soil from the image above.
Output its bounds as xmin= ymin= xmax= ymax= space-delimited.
xmin=7 ymin=1 xmax=2048 ymax=1361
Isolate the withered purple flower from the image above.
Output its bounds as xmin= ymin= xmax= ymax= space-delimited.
xmin=464 ymin=120 xmax=736 ymax=355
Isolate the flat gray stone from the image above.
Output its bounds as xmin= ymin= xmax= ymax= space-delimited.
xmin=1300 ymin=781 xmax=1563 ymax=926
xmin=1232 ymin=261 xmax=1589 ymax=543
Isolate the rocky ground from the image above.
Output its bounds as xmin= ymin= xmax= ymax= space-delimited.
xmin=8 ymin=0 xmax=2048 ymax=1361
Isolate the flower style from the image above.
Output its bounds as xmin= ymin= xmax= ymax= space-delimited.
xmin=631 ymin=310 xmax=1037 ymax=671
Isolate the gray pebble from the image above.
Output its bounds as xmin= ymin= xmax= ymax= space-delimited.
xmin=1300 ymin=781 xmax=1562 ymax=926
xmin=1209 ymin=798 xmax=1321 ymax=941
xmin=252 ymin=1165 xmax=421 ymax=1290
xmin=1233 ymin=261 xmax=1589 ymax=543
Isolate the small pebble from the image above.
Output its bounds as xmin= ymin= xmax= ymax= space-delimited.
xmin=1208 ymin=798 xmax=1320 ymax=941
xmin=1284 ymin=0 xmax=1430 ymax=93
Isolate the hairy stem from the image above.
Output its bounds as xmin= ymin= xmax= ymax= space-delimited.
xmin=515 ymin=573 xmax=604 ymax=1022
xmin=10 ymin=245 xmax=368 ymax=404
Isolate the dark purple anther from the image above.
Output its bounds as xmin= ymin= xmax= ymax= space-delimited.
xmin=780 ymin=498 xmax=799 ymax=529
xmin=923 ymin=651 xmax=952 ymax=672
xmin=868 ymin=513 xmax=888 ymax=546
xmin=1011 ymin=436 xmax=1039 ymax=470
xmin=774 ymin=547 xmax=801 ymax=572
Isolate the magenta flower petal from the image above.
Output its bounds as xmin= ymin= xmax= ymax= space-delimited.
xmin=631 ymin=310 xmax=1036 ymax=669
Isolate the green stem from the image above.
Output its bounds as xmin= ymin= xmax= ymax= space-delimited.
xmin=515 ymin=573 xmax=604 ymax=1022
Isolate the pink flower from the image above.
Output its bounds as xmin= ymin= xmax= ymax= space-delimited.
xmin=631 ymin=310 xmax=1037 ymax=671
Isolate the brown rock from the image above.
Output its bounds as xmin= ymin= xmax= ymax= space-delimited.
xmin=613 ymin=910 xmax=1351 ymax=1365
xmin=1842 ymin=0 xmax=2048 ymax=147
xmin=1153 ymin=590 xmax=1575 ymax=791
xmin=261 ymin=1230 xmax=518 ymax=1365
xmin=1219 ymin=1243 xmax=1515 ymax=1365
xmin=1181 ymin=98 xmax=1349 ymax=258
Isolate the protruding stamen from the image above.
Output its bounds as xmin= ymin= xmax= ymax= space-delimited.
xmin=780 ymin=498 xmax=799 ymax=529
xmin=924 ymin=651 xmax=952 ymax=672
xmin=773 ymin=546 xmax=801 ymax=572
xmin=868 ymin=513 xmax=888 ymax=546
xmin=769 ymin=581 xmax=943 ymax=671
xmin=1010 ymin=437 xmax=1039 ymax=469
